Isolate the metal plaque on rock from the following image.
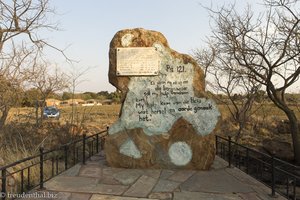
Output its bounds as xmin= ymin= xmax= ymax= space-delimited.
xmin=116 ymin=47 xmax=160 ymax=76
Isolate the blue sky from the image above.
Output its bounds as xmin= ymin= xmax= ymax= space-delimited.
xmin=46 ymin=0 xmax=259 ymax=92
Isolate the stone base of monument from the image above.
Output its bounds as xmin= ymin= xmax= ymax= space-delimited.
xmin=105 ymin=118 xmax=215 ymax=170
xmin=105 ymin=28 xmax=221 ymax=170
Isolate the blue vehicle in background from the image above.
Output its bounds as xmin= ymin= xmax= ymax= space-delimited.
xmin=43 ymin=106 xmax=60 ymax=119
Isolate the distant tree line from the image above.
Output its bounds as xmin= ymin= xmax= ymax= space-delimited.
xmin=21 ymin=89 xmax=122 ymax=107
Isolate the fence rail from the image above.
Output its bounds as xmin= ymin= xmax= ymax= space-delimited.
xmin=0 ymin=128 xmax=108 ymax=200
xmin=2 ymin=132 xmax=300 ymax=200
xmin=216 ymin=135 xmax=300 ymax=200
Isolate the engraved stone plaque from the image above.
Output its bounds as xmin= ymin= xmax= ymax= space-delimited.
xmin=116 ymin=47 xmax=160 ymax=76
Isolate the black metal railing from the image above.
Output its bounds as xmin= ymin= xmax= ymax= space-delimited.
xmin=216 ymin=135 xmax=300 ymax=200
xmin=0 ymin=128 xmax=108 ymax=200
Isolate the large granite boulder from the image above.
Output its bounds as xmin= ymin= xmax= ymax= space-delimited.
xmin=105 ymin=28 xmax=221 ymax=170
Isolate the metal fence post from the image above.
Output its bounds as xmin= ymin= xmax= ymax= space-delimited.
xmin=96 ymin=134 xmax=99 ymax=153
xmin=215 ymin=135 xmax=218 ymax=155
xmin=101 ymin=126 xmax=109 ymax=150
xmin=246 ymin=148 xmax=249 ymax=174
xmin=228 ymin=136 xmax=232 ymax=168
xmin=271 ymin=155 xmax=276 ymax=197
xmin=27 ymin=167 xmax=31 ymax=190
xmin=64 ymin=146 xmax=68 ymax=170
xmin=293 ymin=177 xmax=296 ymax=200
xmin=82 ymin=134 xmax=86 ymax=165
xmin=1 ymin=169 xmax=6 ymax=200
xmin=39 ymin=147 xmax=45 ymax=190
xmin=21 ymin=170 xmax=24 ymax=193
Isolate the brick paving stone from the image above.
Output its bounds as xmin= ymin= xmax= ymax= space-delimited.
xmin=92 ymin=184 xmax=129 ymax=195
xmin=45 ymin=176 xmax=98 ymax=191
xmin=113 ymin=169 xmax=142 ymax=185
xmin=85 ymin=160 xmax=105 ymax=165
xmin=70 ymin=193 xmax=92 ymax=200
xmin=148 ymin=192 xmax=173 ymax=200
xmin=89 ymin=155 xmax=102 ymax=161
xmin=124 ymin=175 xmax=157 ymax=198
xmin=225 ymin=168 xmax=261 ymax=186
xmin=86 ymin=154 xmax=107 ymax=166
xmin=238 ymin=192 xmax=262 ymax=200
xmin=250 ymin=186 xmax=286 ymax=200
xmin=79 ymin=165 xmax=102 ymax=178
xmin=159 ymin=170 xmax=175 ymax=180
xmin=102 ymin=167 xmax=124 ymax=176
xmin=226 ymin=168 xmax=286 ymax=200
xmin=100 ymin=167 xmax=125 ymax=185
xmin=152 ymin=179 xmax=180 ymax=193
xmin=97 ymin=150 xmax=106 ymax=157
xmin=167 ymin=170 xmax=196 ymax=183
xmin=210 ymin=156 xmax=228 ymax=170
xmin=60 ymin=164 xmax=82 ymax=176
xmin=180 ymin=170 xmax=253 ymax=193
xmin=56 ymin=192 xmax=72 ymax=200
xmin=44 ymin=176 xmax=128 ymax=195
xmin=100 ymin=174 xmax=121 ymax=185
xmin=173 ymin=191 xmax=243 ymax=200
xmin=99 ymin=159 xmax=108 ymax=165
xmin=90 ymin=194 xmax=158 ymax=200
xmin=39 ymin=155 xmax=287 ymax=200
xmin=143 ymin=169 xmax=161 ymax=179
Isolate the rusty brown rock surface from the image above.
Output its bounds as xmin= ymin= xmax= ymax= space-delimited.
xmin=105 ymin=118 xmax=216 ymax=170
xmin=105 ymin=28 xmax=220 ymax=170
xmin=108 ymin=28 xmax=205 ymax=94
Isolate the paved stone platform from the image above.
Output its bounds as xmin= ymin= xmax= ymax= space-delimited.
xmin=33 ymin=152 xmax=286 ymax=200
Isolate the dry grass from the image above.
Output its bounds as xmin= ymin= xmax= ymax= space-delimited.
xmin=1 ymin=103 xmax=299 ymax=165
xmin=218 ymin=103 xmax=300 ymax=120
xmin=0 ymin=104 xmax=121 ymax=165
xmin=216 ymin=103 xmax=300 ymax=148
xmin=59 ymin=104 xmax=121 ymax=131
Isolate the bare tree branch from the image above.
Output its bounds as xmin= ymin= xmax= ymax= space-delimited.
xmin=205 ymin=0 xmax=300 ymax=162
xmin=0 ymin=0 xmax=72 ymax=128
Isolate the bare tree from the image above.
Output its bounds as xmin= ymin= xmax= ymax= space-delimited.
xmin=68 ymin=66 xmax=90 ymax=132
xmin=0 ymin=0 xmax=70 ymax=128
xmin=206 ymin=0 xmax=300 ymax=162
xmin=193 ymin=43 xmax=216 ymax=79
xmin=0 ymin=45 xmax=36 ymax=128
xmin=194 ymin=46 xmax=261 ymax=141
xmin=26 ymin=64 xmax=69 ymax=124
xmin=0 ymin=75 xmax=22 ymax=127
xmin=0 ymin=0 xmax=68 ymax=56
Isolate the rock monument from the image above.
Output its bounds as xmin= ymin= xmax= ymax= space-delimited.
xmin=105 ymin=28 xmax=221 ymax=170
